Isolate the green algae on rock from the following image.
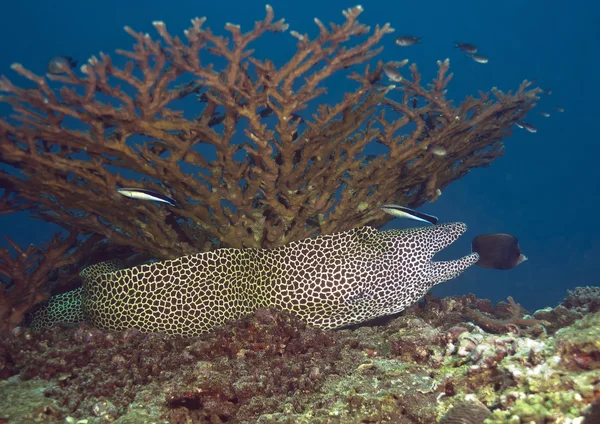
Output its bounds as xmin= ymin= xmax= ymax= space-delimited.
xmin=2 ymin=301 xmax=600 ymax=422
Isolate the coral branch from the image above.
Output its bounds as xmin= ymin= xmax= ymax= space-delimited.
xmin=0 ymin=233 xmax=81 ymax=332
xmin=0 ymin=5 xmax=538 ymax=262
xmin=467 ymin=296 xmax=549 ymax=334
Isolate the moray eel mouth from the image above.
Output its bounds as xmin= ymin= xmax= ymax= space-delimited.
xmin=417 ymin=222 xmax=479 ymax=284
xmin=427 ymin=222 xmax=469 ymax=254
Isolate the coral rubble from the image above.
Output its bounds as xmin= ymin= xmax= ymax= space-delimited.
xmin=1 ymin=294 xmax=599 ymax=423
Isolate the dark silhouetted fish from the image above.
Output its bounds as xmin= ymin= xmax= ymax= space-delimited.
xmin=395 ymin=35 xmax=421 ymax=46
xmin=258 ymin=107 xmax=274 ymax=118
xmin=454 ymin=42 xmax=478 ymax=54
xmin=47 ymin=56 xmax=77 ymax=75
xmin=472 ymin=233 xmax=528 ymax=270
xmin=380 ymin=204 xmax=438 ymax=225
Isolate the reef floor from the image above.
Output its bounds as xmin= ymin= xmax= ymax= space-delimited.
xmin=1 ymin=288 xmax=600 ymax=423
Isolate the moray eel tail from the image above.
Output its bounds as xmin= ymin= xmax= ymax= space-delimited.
xmin=24 ymin=259 xmax=124 ymax=330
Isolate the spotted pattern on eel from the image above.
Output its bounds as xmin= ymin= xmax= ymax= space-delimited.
xmin=28 ymin=223 xmax=479 ymax=337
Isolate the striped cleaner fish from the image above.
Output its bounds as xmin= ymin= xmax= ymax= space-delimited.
xmin=117 ymin=187 xmax=177 ymax=207
xmin=380 ymin=204 xmax=439 ymax=225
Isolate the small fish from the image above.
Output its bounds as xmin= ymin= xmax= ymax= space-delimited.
xmin=258 ymin=107 xmax=274 ymax=118
xmin=47 ymin=56 xmax=77 ymax=75
xmin=541 ymin=88 xmax=553 ymax=95
xmin=538 ymin=112 xmax=551 ymax=118
xmin=395 ymin=36 xmax=421 ymax=47
xmin=424 ymin=144 xmax=447 ymax=156
xmin=117 ymin=188 xmax=177 ymax=207
xmin=454 ymin=42 xmax=478 ymax=54
xmin=554 ymin=107 xmax=565 ymax=113
xmin=516 ymin=121 xmax=537 ymax=133
xmin=208 ymin=114 xmax=225 ymax=127
xmin=471 ymin=233 xmax=528 ymax=270
xmin=382 ymin=64 xmax=404 ymax=82
xmin=468 ymin=54 xmax=489 ymax=64
xmin=380 ymin=204 xmax=439 ymax=225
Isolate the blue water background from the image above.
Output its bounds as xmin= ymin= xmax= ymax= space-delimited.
xmin=0 ymin=0 xmax=597 ymax=312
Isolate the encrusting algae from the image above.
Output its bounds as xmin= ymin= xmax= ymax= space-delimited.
xmin=2 ymin=293 xmax=600 ymax=422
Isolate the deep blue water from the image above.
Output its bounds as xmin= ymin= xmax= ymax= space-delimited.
xmin=0 ymin=0 xmax=598 ymax=313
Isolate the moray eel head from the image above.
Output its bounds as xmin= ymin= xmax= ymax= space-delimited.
xmin=419 ymin=222 xmax=480 ymax=285
xmin=371 ymin=222 xmax=479 ymax=315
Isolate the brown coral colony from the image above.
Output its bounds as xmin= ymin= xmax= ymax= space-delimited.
xmin=0 ymin=5 xmax=537 ymax=331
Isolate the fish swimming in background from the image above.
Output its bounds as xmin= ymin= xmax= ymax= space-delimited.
xmin=380 ymin=204 xmax=439 ymax=225
xmin=516 ymin=121 xmax=537 ymax=133
xmin=47 ymin=56 xmax=77 ymax=75
xmin=117 ymin=187 xmax=177 ymax=207
xmin=538 ymin=112 xmax=551 ymax=118
xmin=424 ymin=144 xmax=447 ymax=156
xmin=382 ymin=63 xmax=405 ymax=82
xmin=471 ymin=233 xmax=528 ymax=270
xmin=395 ymin=35 xmax=421 ymax=46
xmin=468 ymin=53 xmax=489 ymax=64
xmin=454 ymin=42 xmax=478 ymax=54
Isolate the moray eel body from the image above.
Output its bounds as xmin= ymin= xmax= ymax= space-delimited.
xmin=28 ymin=223 xmax=478 ymax=337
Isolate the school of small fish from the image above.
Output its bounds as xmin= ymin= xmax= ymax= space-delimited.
xmin=384 ymin=34 xmax=564 ymax=136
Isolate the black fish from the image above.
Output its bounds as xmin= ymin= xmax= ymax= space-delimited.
xmin=454 ymin=42 xmax=478 ymax=54
xmin=471 ymin=234 xmax=528 ymax=270
xmin=47 ymin=56 xmax=77 ymax=75
xmin=395 ymin=35 xmax=421 ymax=46
xmin=258 ymin=107 xmax=274 ymax=118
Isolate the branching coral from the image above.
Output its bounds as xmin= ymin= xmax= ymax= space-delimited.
xmin=0 ymin=5 xmax=538 ymax=332
xmin=467 ymin=296 xmax=549 ymax=335
xmin=0 ymin=233 xmax=102 ymax=333
xmin=0 ymin=5 xmax=538 ymax=259
xmin=0 ymin=232 xmax=148 ymax=333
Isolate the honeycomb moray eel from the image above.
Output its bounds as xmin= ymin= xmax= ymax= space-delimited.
xmin=27 ymin=223 xmax=479 ymax=337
